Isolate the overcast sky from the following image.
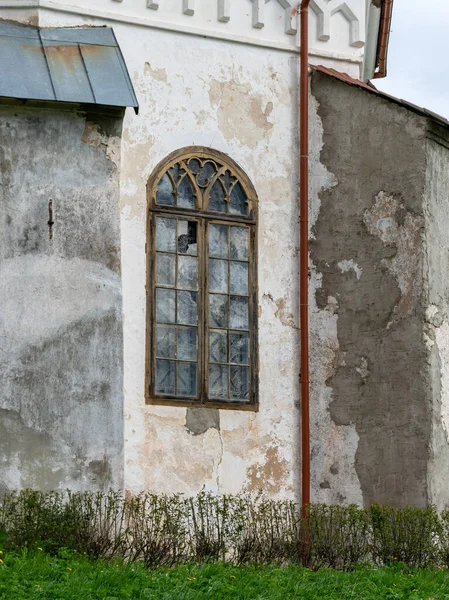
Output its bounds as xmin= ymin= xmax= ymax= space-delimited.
xmin=375 ymin=0 xmax=449 ymax=119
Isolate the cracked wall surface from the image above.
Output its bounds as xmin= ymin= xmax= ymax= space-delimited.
xmin=310 ymin=71 xmax=433 ymax=507
xmin=109 ymin=23 xmax=301 ymax=499
xmin=7 ymin=12 xmax=449 ymax=506
xmin=27 ymin=8 xmax=365 ymax=502
xmin=0 ymin=105 xmax=124 ymax=493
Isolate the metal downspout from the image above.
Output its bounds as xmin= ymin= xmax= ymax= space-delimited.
xmin=300 ymin=0 xmax=311 ymax=517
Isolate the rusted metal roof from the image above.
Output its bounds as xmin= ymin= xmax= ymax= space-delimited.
xmin=0 ymin=21 xmax=138 ymax=113
xmin=313 ymin=65 xmax=449 ymax=130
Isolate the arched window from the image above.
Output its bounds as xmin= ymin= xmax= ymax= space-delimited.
xmin=146 ymin=147 xmax=258 ymax=410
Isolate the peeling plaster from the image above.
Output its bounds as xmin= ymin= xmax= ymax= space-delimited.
xmin=82 ymin=121 xmax=121 ymax=167
xmin=144 ymin=61 xmax=168 ymax=82
xmin=246 ymin=445 xmax=289 ymax=494
xmin=364 ymin=191 xmax=424 ymax=328
xmin=308 ymin=91 xmax=363 ymax=506
xmin=185 ymin=408 xmax=220 ymax=436
xmin=120 ymin=30 xmax=300 ymax=500
xmin=338 ymin=258 xmax=362 ymax=280
xmin=209 ymin=79 xmax=274 ymax=148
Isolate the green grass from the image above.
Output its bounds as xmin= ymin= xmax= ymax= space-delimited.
xmin=1 ymin=549 xmax=449 ymax=600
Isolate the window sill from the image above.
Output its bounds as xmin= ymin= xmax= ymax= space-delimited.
xmin=145 ymin=396 xmax=259 ymax=412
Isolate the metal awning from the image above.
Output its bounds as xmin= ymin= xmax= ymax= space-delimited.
xmin=0 ymin=22 xmax=139 ymax=113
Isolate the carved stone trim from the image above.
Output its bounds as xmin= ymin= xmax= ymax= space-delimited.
xmin=218 ymin=0 xmax=230 ymax=22
xmin=108 ymin=0 xmax=363 ymax=47
xmin=183 ymin=0 xmax=194 ymax=16
xmin=310 ymin=0 xmax=364 ymax=48
xmin=251 ymin=0 xmax=297 ymax=36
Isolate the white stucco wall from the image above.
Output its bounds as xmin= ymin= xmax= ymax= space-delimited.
xmin=1 ymin=0 xmax=370 ymax=500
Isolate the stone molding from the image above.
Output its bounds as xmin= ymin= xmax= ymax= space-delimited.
xmin=0 ymin=0 xmax=365 ymax=66
xmin=110 ymin=0 xmax=363 ymax=45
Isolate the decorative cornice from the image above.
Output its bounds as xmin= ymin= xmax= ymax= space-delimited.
xmin=310 ymin=0 xmax=363 ymax=47
xmin=108 ymin=0 xmax=363 ymax=45
xmin=218 ymin=0 xmax=230 ymax=22
xmin=251 ymin=0 xmax=297 ymax=36
xmin=0 ymin=0 xmax=365 ymax=64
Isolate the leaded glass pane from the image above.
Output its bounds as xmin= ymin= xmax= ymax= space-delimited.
xmin=169 ymin=164 xmax=184 ymax=183
xmin=156 ymin=359 xmax=175 ymax=394
xmin=230 ymin=262 xmax=248 ymax=295
xmin=209 ymin=294 xmax=228 ymax=328
xmin=156 ymin=288 xmax=175 ymax=324
xmin=156 ymin=253 xmax=175 ymax=287
xmin=209 ymin=180 xmax=227 ymax=213
xmin=177 ymin=362 xmax=197 ymax=397
xmin=229 ymin=332 xmax=249 ymax=365
xmin=229 ymin=181 xmax=247 ymax=215
xmin=156 ymin=173 xmax=175 ymax=206
xmin=156 ymin=325 xmax=175 ymax=358
xmin=177 ymin=176 xmax=195 ymax=209
xmin=188 ymin=158 xmax=202 ymax=174
xmin=209 ymin=330 xmax=227 ymax=364
xmin=209 ymin=364 xmax=228 ymax=399
xmin=209 ymin=259 xmax=228 ymax=294
xmin=152 ymin=156 xmax=255 ymax=405
xmin=178 ymin=220 xmax=197 ymax=255
xmin=177 ymin=327 xmax=197 ymax=361
xmin=229 ymin=296 xmax=248 ymax=330
xmin=196 ymin=161 xmax=216 ymax=187
xmin=156 ymin=217 xmax=176 ymax=252
xmin=178 ymin=291 xmax=197 ymax=325
xmin=230 ymin=366 xmax=249 ymax=400
xmin=178 ymin=255 xmax=197 ymax=290
xmin=230 ymin=227 xmax=248 ymax=261
xmin=209 ymin=224 xmax=228 ymax=259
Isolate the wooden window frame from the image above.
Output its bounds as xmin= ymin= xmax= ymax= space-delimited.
xmin=145 ymin=147 xmax=259 ymax=411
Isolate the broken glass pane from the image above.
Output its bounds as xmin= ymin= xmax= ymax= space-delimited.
xmin=156 ymin=253 xmax=176 ymax=287
xmin=156 ymin=288 xmax=176 ymax=323
xmin=229 ymin=181 xmax=247 ymax=215
xmin=156 ymin=217 xmax=176 ymax=252
xmin=156 ymin=325 xmax=176 ymax=358
xmin=209 ymin=224 xmax=228 ymax=259
xmin=208 ymin=259 xmax=228 ymax=294
xmin=229 ymin=296 xmax=248 ymax=330
xmin=178 ymin=220 xmax=197 ymax=255
xmin=230 ymin=366 xmax=249 ymax=400
xmin=209 ymin=364 xmax=228 ymax=400
xmin=230 ymin=262 xmax=248 ymax=295
xmin=177 ymin=176 xmax=195 ymax=209
xmin=209 ymin=294 xmax=228 ymax=329
xmin=229 ymin=332 xmax=249 ymax=365
xmin=178 ymin=255 xmax=197 ymax=290
xmin=177 ymin=362 xmax=197 ymax=397
xmin=209 ymin=330 xmax=227 ymax=364
xmin=209 ymin=180 xmax=227 ymax=213
xmin=177 ymin=326 xmax=197 ymax=361
xmin=156 ymin=173 xmax=175 ymax=206
xmin=230 ymin=227 xmax=248 ymax=261
xmin=177 ymin=291 xmax=197 ymax=325
xmin=156 ymin=359 xmax=175 ymax=394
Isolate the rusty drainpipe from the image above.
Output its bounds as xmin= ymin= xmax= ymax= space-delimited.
xmin=299 ymin=0 xmax=311 ymax=519
xmin=373 ymin=0 xmax=394 ymax=79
